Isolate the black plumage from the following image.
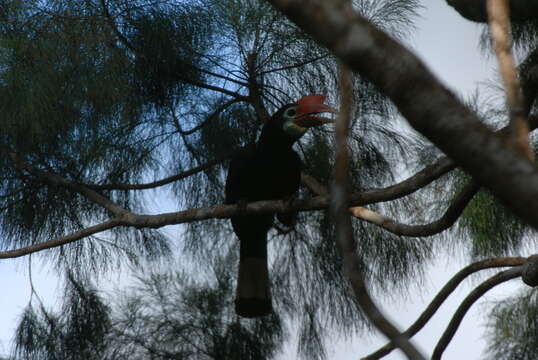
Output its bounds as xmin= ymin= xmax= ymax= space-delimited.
xmin=225 ymin=95 xmax=335 ymax=318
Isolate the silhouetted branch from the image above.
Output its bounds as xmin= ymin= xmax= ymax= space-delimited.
xmin=362 ymin=257 xmax=526 ymax=360
xmin=5 ymin=151 xmax=128 ymax=216
xmin=246 ymin=52 xmax=271 ymax=122
xmin=86 ymin=153 xmax=235 ymax=191
xmin=175 ymin=98 xmax=245 ymax=136
xmin=431 ymin=266 xmax=523 ymax=359
xmin=332 ymin=62 xmax=424 ymax=360
xmin=0 ymin=218 xmax=122 ymax=259
xmin=304 ymin=165 xmax=478 ymax=237
xmin=260 ymin=54 xmax=329 ymax=74
xmin=99 ymin=0 xmax=248 ymax=99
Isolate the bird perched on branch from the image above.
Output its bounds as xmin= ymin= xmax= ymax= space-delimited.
xmin=225 ymin=95 xmax=336 ymax=317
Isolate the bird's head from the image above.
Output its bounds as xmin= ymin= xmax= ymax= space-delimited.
xmin=280 ymin=94 xmax=336 ymax=138
xmin=258 ymin=95 xmax=336 ymax=149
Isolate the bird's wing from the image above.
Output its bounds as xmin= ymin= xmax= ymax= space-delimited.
xmin=225 ymin=145 xmax=256 ymax=204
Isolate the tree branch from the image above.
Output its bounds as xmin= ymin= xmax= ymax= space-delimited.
xmin=0 ymin=179 xmax=487 ymax=260
xmin=487 ymin=0 xmax=533 ymax=159
xmin=431 ymin=266 xmax=524 ymax=359
xmin=246 ymin=52 xmax=271 ymax=122
xmin=100 ymin=0 xmax=249 ymax=88
xmin=99 ymin=0 xmax=248 ymax=99
xmin=362 ymin=256 xmax=526 ymax=360
xmin=303 ymin=164 xmax=478 ymax=238
xmin=260 ymin=54 xmax=329 ymax=74
xmin=350 ymin=181 xmax=480 ymax=237
xmin=332 ymin=61 xmax=424 ymax=360
xmin=0 ymin=218 xmax=122 ymax=259
xmin=174 ymin=98 xmax=245 ymax=136
xmin=352 ymin=157 xmax=456 ymax=205
xmin=86 ymin=153 xmax=234 ymax=191
xmin=5 ymin=151 xmax=128 ymax=217
xmin=265 ymin=0 xmax=538 ymax=231
xmin=446 ymin=0 xmax=538 ymax=23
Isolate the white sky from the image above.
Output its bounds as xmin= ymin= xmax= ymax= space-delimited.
xmin=0 ymin=1 xmax=531 ymax=359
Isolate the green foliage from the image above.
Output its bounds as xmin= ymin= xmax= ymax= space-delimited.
xmin=13 ymin=274 xmax=111 ymax=360
xmin=486 ymin=288 xmax=538 ymax=360
xmin=110 ymin=260 xmax=285 ymax=360
xmin=459 ymin=188 xmax=529 ymax=258
xmin=128 ymin=3 xmax=212 ymax=106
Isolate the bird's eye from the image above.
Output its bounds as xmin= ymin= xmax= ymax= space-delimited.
xmin=285 ymin=108 xmax=297 ymax=117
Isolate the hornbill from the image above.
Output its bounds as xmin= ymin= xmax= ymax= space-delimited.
xmin=225 ymin=95 xmax=336 ymax=317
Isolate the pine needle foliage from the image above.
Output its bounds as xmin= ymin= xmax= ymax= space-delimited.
xmin=0 ymin=0 xmax=433 ymax=359
xmin=12 ymin=262 xmax=285 ymax=360
xmin=459 ymin=188 xmax=530 ymax=258
xmin=109 ymin=260 xmax=285 ymax=360
xmin=485 ymin=288 xmax=538 ymax=360
xmin=13 ymin=274 xmax=111 ymax=360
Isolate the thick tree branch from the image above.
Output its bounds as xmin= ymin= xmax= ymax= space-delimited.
xmin=265 ymin=0 xmax=538 ymax=231
xmin=431 ymin=266 xmax=523 ymax=359
xmin=362 ymin=256 xmax=526 ymax=360
xmin=0 ymin=179 xmax=488 ymax=260
xmin=447 ymin=0 xmax=538 ymax=23
xmin=332 ymin=62 xmax=424 ymax=360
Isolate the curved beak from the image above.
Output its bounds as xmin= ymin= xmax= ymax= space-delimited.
xmin=293 ymin=94 xmax=337 ymax=128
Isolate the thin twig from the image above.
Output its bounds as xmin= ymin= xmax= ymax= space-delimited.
xmin=362 ymin=257 xmax=526 ymax=360
xmin=86 ymin=153 xmax=236 ymax=191
xmin=332 ymin=61 xmax=425 ymax=360
xmin=5 ymin=151 xmax=128 ymax=216
xmin=487 ymin=0 xmax=533 ymax=159
xmin=174 ymin=98 xmax=245 ymax=136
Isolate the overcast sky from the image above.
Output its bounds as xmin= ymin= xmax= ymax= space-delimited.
xmin=0 ymin=1 xmax=531 ymax=359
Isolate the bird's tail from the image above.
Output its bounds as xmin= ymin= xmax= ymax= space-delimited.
xmin=235 ymin=235 xmax=272 ymax=318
